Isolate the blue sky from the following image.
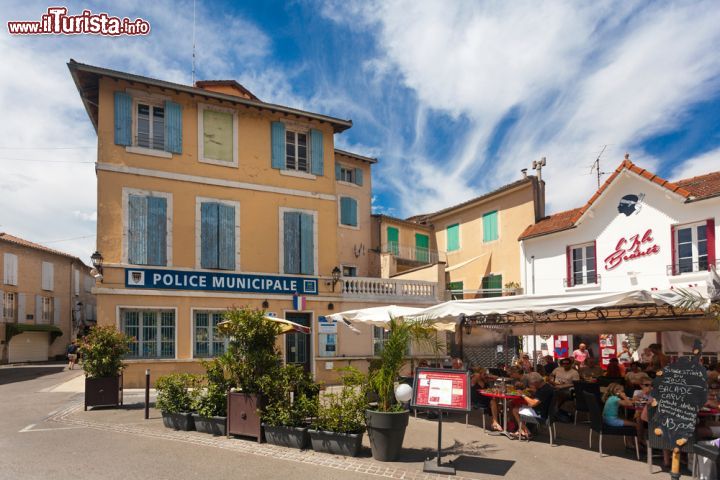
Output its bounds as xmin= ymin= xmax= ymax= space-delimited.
xmin=1 ymin=0 xmax=720 ymax=261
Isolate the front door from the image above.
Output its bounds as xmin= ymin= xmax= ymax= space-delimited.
xmin=285 ymin=312 xmax=311 ymax=371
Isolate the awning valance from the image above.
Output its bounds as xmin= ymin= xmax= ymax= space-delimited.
xmin=5 ymin=323 xmax=63 ymax=343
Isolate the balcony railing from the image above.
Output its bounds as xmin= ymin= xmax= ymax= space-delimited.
xmin=563 ymin=273 xmax=602 ymax=288
xmin=666 ymin=259 xmax=719 ymax=276
xmin=382 ymin=243 xmax=443 ymax=264
xmin=444 ymin=288 xmax=524 ymax=301
xmin=342 ymin=276 xmax=437 ymax=300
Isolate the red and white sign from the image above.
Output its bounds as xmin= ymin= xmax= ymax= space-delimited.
xmin=604 ymin=228 xmax=660 ymax=271
xmin=599 ymin=334 xmax=617 ymax=368
xmin=411 ymin=368 xmax=470 ymax=412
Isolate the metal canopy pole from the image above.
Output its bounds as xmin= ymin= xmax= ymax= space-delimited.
xmin=532 ymin=312 xmax=538 ymax=368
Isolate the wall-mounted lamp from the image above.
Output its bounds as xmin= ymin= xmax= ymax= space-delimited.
xmin=331 ymin=266 xmax=342 ymax=292
xmin=261 ymin=300 xmax=269 ymax=309
xmin=90 ymin=251 xmax=104 ymax=280
xmin=327 ymin=303 xmax=334 ymax=311
xmin=464 ymin=322 xmax=472 ymax=336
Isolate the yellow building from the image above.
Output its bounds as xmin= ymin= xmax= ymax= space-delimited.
xmin=69 ymin=61 xmax=441 ymax=386
xmin=1 ymin=233 xmax=96 ymax=363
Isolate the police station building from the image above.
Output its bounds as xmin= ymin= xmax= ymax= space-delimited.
xmin=518 ymin=156 xmax=720 ymax=362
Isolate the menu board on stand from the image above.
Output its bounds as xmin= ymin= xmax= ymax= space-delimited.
xmin=411 ymin=368 xmax=470 ymax=475
xmin=599 ymin=334 xmax=617 ymax=369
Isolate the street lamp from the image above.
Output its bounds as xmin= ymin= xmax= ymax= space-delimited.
xmin=90 ymin=251 xmax=104 ymax=274
xmin=331 ymin=266 xmax=342 ymax=292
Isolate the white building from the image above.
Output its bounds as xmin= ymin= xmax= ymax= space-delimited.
xmin=518 ymin=156 xmax=719 ymax=363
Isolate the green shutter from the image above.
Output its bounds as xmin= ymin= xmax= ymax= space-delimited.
xmin=415 ymin=233 xmax=429 ymax=262
xmin=354 ymin=167 xmax=363 ymax=186
xmin=482 ymin=274 xmax=503 ymax=297
xmin=310 ymin=129 xmax=324 ymax=176
xmin=447 ymin=224 xmax=460 ymax=252
xmin=483 ymin=211 xmax=498 ymax=242
xmin=448 ymin=281 xmax=464 ymax=300
xmin=218 ymin=204 xmax=235 ymax=270
xmin=114 ymin=91 xmax=132 ymax=146
xmin=299 ymin=213 xmax=314 ymax=275
xmin=164 ymin=100 xmax=182 ymax=153
xmin=271 ymin=121 xmax=286 ymax=169
xmin=201 ymin=203 xmax=219 ymax=269
xmin=387 ymin=227 xmax=399 ymax=255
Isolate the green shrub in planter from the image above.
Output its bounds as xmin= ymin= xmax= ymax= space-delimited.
xmin=261 ymin=364 xmax=318 ymax=428
xmin=312 ymin=367 xmax=366 ymax=435
xmin=157 ymin=373 xmax=201 ymax=431
xmin=79 ymin=325 xmax=132 ymax=379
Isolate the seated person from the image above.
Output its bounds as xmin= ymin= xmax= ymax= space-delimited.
xmin=508 ymin=365 xmax=530 ymax=389
xmin=605 ymin=357 xmax=625 ymax=377
xmin=452 ymin=357 xmax=465 ymax=370
xmin=471 ymin=367 xmax=493 ymax=410
xmin=542 ymin=355 xmax=558 ymax=376
xmin=485 ymin=366 xmax=526 ymax=431
xmin=512 ymin=372 xmax=554 ymax=439
xmin=517 ymin=354 xmax=533 ymax=374
xmin=551 ymin=358 xmax=580 ymax=388
xmin=579 ymin=357 xmax=603 ymax=381
xmin=625 ymin=362 xmax=651 ymax=388
xmin=603 ymin=383 xmax=641 ymax=448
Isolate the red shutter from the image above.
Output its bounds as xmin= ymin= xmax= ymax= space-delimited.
xmin=670 ymin=225 xmax=677 ymax=276
xmin=592 ymin=240 xmax=598 ymax=284
xmin=566 ymin=246 xmax=572 ymax=287
xmin=707 ymin=218 xmax=716 ymax=270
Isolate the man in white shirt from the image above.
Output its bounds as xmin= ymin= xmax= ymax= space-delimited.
xmin=551 ymin=358 xmax=580 ymax=388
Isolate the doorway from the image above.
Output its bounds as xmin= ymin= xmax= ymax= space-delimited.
xmin=285 ymin=312 xmax=311 ymax=371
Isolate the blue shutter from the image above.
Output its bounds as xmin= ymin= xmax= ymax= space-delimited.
xmin=349 ymin=198 xmax=358 ymax=227
xmin=114 ymin=91 xmax=132 ymax=146
xmin=283 ymin=212 xmax=300 ymax=274
xmin=299 ymin=213 xmax=314 ymax=275
xmin=354 ymin=167 xmax=363 ymax=186
xmin=164 ymin=100 xmax=183 ymax=154
xmin=146 ymin=197 xmax=167 ymax=266
xmin=128 ymin=195 xmax=147 ymax=265
xmin=271 ymin=121 xmax=286 ymax=169
xmin=335 ymin=163 xmax=341 ymax=180
xmin=340 ymin=197 xmax=357 ymax=227
xmin=310 ymin=129 xmax=324 ymax=176
xmin=218 ymin=204 xmax=235 ymax=270
xmin=201 ymin=203 xmax=219 ymax=269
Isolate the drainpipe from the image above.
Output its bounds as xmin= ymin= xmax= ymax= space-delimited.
xmin=531 ymin=256 xmax=536 ymax=295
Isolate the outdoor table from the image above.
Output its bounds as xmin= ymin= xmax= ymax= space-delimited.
xmin=480 ymin=389 xmax=525 ymax=439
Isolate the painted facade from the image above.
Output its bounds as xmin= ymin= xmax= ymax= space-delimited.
xmin=0 ymin=233 xmax=95 ymax=363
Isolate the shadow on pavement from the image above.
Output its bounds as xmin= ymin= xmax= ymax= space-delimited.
xmin=452 ymin=455 xmax=514 ymax=476
xmin=0 ymin=365 xmax=66 ymax=385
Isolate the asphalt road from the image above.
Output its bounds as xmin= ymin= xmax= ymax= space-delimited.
xmin=0 ymin=364 xmax=373 ymax=480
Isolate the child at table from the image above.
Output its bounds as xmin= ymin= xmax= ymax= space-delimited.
xmin=602 ymin=383 xmax=636 ymax=427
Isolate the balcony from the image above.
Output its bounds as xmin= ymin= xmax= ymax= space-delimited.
xmin=382 ymin=243 xmax=444 ymax=265
xmin=666 ymin=259 xmax=719 ymax=276
xmin=444 ymin=287 xmax=524 ymax=301
xmin=563 ymin=273 xmax=602 ymax=288
xmin=341 ymin=276 xmax=438 ymax=302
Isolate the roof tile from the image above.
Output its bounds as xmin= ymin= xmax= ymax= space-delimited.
xmin=0 ymin=232 xmax=86 ymax=264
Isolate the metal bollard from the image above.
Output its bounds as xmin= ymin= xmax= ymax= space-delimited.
xmin=144 ymin=369 xmax=150 ymax=420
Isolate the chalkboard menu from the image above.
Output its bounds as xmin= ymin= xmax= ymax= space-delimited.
xmin=651 ymin=355 xmax=708 ymax=446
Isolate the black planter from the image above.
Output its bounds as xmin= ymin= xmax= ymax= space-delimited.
xmin=192 ymin=414 xmax=227 ymax=436
xmin=162 ymin=412 xmax=196 ymax=431
xmin=263 ymin=424 xmax=309 ymax=449
xmin=365 ymin=410 xmax=410 ymax=461
xmin=84 ymin=375 xmax=122 ymax=410
xmin=308 ymin=429 xmax=364 ymax=457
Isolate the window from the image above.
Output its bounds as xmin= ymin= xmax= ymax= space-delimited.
xmin=339 ymin=197 xmax=358 ymax=227
xmin=481 ymin=274 xmax=502 ymax=298
xmin=447 ymin=224 xmax=460 ymax=252
xmin=199 ymin=201 xmax=237 ymax=270
xmin=2 ymin=292 xmax=16 ymax=322
xmin=3 ymin=253 xmax=18 ymax=285
xmin=448 ymin=281 xmax=464 ymax=300
xmin=387 ymin=227 xmax=399 ymax=255
xmin=73 ymin=269 xmax=80 ymax=296
xmin=569 ymin=243 xmax=597 ymax=286
xmin=483 ymin=211 xmax=499 ymax=242
xmin=335 ymin=164 xmax=364 ymax=186
xmin=122 ymin=309 xmax=175 ymax=359
xmin=202 ymin=109 xmax=233 ymax=163
xmin=415 ymin=233 xmax=429 ymax=262
xmin=136 ymin=102 xmax=165 ymax=150
xmin=342 ymin=265 xmax=357 ymax=277
xmin=282 ymin=210 xmax=315 ymax=275
xmin=126 ymin=192 xmax=169 ymax=266
xmin=41 ymin=297 xmax=53 ymax=324
xmin=339 ymin=166 xmax=354 ymax=183
xmin=373 ymin=326 xmax=389 ymax=356
xmin=286 ymin=130 xmax=309 ymax=172
xmin=193 ymin=311 xmax=228 ymax=357
xmin=41 ymin=262 xmax=54 ymax=291
xmin=674 ymin=222 xmax=710 ymax=274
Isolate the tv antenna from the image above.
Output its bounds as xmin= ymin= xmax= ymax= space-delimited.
xmin=191 ymin=0 xmax=197 ymax=84
xmin=590 ymin=145 xmax=608 ymax=188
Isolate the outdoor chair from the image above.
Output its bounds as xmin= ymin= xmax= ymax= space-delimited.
xmin=597 ymin=376 xmax=625 ymax=388
xmin=519 ymin=389 xmax=558 ymax=446
xmin=693 ymin=441 xmax=719 ymax=480
xmin=573 ymin=381 xmax=600 ymax=424
xmin=646 ymin=406 xmax=696 ymax=475
xmin=583 ymin=392 xmax=639 ymax=460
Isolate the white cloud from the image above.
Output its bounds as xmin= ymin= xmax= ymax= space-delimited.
xmin=671 ymin=148 xmax=720 ymax=180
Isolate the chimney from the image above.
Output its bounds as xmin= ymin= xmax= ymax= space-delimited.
xmin=531 ymin=158 xmax=547 ymax=221
xmin=521 ymin=168 xmax=528 ymax=179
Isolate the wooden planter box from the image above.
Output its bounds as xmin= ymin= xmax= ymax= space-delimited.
xmin=84 ymin=375 xmax=122 ymax=411
xmin=263 ymin=425 xmax=309 ymax=449
xmin=192 ymin=414 xmax=227 ymax=436
xmin=308 ymin=429 xmax=364 ymax=457
xmin=162 ymin=412 xmax=196 ymax=431
xmin=227 ymin=392 xmax=264 ymax=442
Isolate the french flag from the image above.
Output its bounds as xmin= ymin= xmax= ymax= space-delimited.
xmin=293 ymin=294 xmax=306 ymax=311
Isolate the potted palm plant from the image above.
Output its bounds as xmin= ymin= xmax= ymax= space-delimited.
xmin=365 ymin=316 xmax=438 ymax=461
xmin=217 ymin=308 xmax=282 ymax=442
xmin=192 ymin=357 xmax=232 ymax=435
xmin=156 ymin=372 xmax=200 ymax=431
xmin=79 ymin=325 xmax=131 ymax=411
xmin=261 ymin=364 xmax=318 ymax=449
xmin=309 ymin=367 xmax=367 ymax=456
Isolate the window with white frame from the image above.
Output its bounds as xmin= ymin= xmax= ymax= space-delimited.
xmin=2 ymin=292 xmax=16 ymax=322
xmin=339 ymin=196 xmax=358 ymax=227
xmin=198 ymin=200 xmax=238 ymax=270
xmin=342 ymin=265 xmax=357 ymax=277
xmin=121 ymin=309 xmax=175 ymax=359
xmin=373 ymin=326 xmax=389 ymax=356
xmin=338 ymin=166 xmax=354 ymax=183
xmin=193 ymin=311 xmax=228 ymax=357
xmin=125 ymin=190 xmax=170 ymax=266
xmin=135 ymin=101 xmax=165 ymax=150
xmin=41 ymin=297 xmax=53 ymax=324
xmin=675 ymin=222 xmax=708 ymax=274
xmin=285 ymin=129 xmax=309 ymax=172
xmin=570 ymin=242 xmax=597 ymax=286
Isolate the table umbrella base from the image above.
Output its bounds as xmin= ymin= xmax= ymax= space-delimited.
xmin=424 ymin=458 xmax=455 ymax=475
